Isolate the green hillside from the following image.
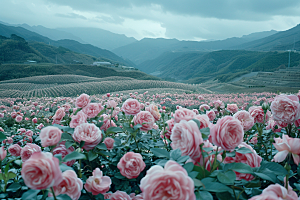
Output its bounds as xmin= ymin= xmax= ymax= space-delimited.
xmin=0 ymin=63 xmax=159 ymax=82
xmin=155 ymin=50 xmax=300 ymax=83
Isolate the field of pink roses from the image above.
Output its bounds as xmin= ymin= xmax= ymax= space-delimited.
xmin=0 ymin=90 xmax=300 ymax=200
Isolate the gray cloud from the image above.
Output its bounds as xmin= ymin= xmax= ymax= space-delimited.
xmin=55 ymin=13 xmax=87 ymax=20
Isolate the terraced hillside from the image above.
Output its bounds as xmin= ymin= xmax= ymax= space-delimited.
xmin=0 ymin=74 xmax=206 ymax=98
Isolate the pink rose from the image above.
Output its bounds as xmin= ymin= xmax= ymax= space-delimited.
xmin=21 ymin=143 xmax=41 ymax=162
xmin=145 ymin=104 xmax=161 ymax=121
xmin=249 ymin=106 xmax=270 ymax=123
xmin=100 ymin=115 xmax=117 ymax=131
xmin=163 ymin=118 xmax=175 ymax=139
xmin=140 ymin=160 xmax=195 ymax=200
xmin=295 ymin=119 xmax=300 ymax=130
xmin=103 ymin=193 xmax=113 ymax=199
xmin=106 ymin=100 xmax=117 ymax=109
xmin=15 ymin=115 xmax=23 ymax=122
xmin=121 ymin=98 xmax=141 ymax=115
xmin=53 ymin=142 xmax=76 ymax=166
xmin=110 ymin=191 xmax=131 ymax=200
xmin=0 ymin=146 xmax=7 ymax=161
xmin=227 ymin=104 xmax=238 ymax=113
xmin=117 ymin=152 xmax=146 ymax=179
xmin=69 ymin=111 xmax=87 ymax=128
xmin=8 ymin=144 xmax=22 ymax=157
xmin=206 ymin=110 xmax=216 ymax=121
xmin=210 ymin=116 xmax=244 ymax=151
xmin=224 ymin=142 xmax=262 ymax=181
xmin=233 ymin=110 xmax=255 ymax=131
xmin=75 ymin=93 xmax=90 ymax=108
xmin=199 ymin=104 xmax=210 ymax=112
xmin=132 ymin=194 xmax=144 ymax=200
xmin=194 ymin=114 xmax=210 ymax=129
xmin=103 ymin=137 xmax=114 ymax=150
xmin=72 ymin=123 xmax=102 ymax=151
xmin=53 ymin=108 xmax=65 ymax=121
xmin=32 ymin=117 xmax=38 ymax=123
xmin=133 ymin=111 xmax=155 ymax=132
xmin=84 ymin=168 xmax=111 ymax=195
xmin=21 ymin=152 xmax=63 ymax=190
xmin=249 ymin=183 xmax=297 ymax=200
xmin=171 ymin=120 xmax=203 ymax=160
xmin=174 ymin=108 xmax=196 ymax=123
xmin=51 ymin=170 xmax=83 ymax=200
xmin=273 ymin=134 xmax=300 ymax=165
xmin=82 ymin=103 xmax=103 ymax=119
xmin=270 ymin=94 xmax=300 ymax=124
xmin=213 ymin=100 xmax=224 ymax=109
xmin=40 ymin=126 xmax=62 ymax=147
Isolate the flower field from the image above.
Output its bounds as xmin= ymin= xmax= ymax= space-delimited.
xmin=0 ymin=90 xmax=300 ymax=199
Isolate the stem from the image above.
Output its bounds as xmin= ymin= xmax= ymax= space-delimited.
xmin=133 ymin=134 xmax=140 ymax=153
xmin=285 ymin=174 xmax=289 ymax=191
xmin=210 ymin=147 xmax=219 ymax=173
xmin=231 ymin=186 xmax=237 ymax=200
xmin=78 ymin=159 xmax=82 ymax=178
xmin=237 ymin=188 xmax=246 ymax=200
xmin=51 ymin=187 xmax=58 ymax=200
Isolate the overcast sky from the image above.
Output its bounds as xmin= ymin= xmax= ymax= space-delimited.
xmin=1 ymin=0 xmax=300 ymax=41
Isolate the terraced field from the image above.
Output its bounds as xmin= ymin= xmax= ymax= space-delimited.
xmin=0 ymin=74 xmax=205 ymax=97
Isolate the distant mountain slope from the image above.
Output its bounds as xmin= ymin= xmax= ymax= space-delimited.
xmin=0 ymin=23 xmax=134 ymax=66
xmin=233 ymin=24 xmax=300 ymax=51
xmin=113 ymin=30 xmax=277 ymax=65
xmin=58 ymin=27 xmax=137 ymax=51
xmin=156 ymin=50 xmax=300 ymax=83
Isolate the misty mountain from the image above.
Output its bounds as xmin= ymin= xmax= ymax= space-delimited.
xmin=113 ymin=30 xmax=277 ymax=65
xmin=233 ymin=24 xmax=300 ymax=51
xmin=0 ymin=22 xmax=134 ymax=66
xmin=58 ymin=27 xmax=137 ymax=51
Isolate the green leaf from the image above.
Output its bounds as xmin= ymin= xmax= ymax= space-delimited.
xmin=53 ymin=124 xmax=74 ymax=134
xmin=14 ymin=159 xmax=22 ymax=166
xmin=194 ymin=165 xmax=211 ymax=179
xmin=74 ymin=108 xmax=82 ymax=115
xmin=79 ymin=141 xmax=85 ymax=148
xmin=170 ymin=149 xmax=182 ymax=160
xmin=65 ymin=141 xmax=74 ymax=149
xmin=202 ymin=179 xmax=231 ymax=192
xmin=114 ymin=172 xmax=126 ymax=180
xmin=183 ymin=162 xmax=194 ymax=173
xmin=200 ymin=127 xmax=210 ymax=140
xmin=189 ymin=171 xmax=199 ymax=179
xmin=150 ymin=148 xmax=170 ymax=158
xmin=0 ymin=132 xmax=6 ymax=142
xmin=0 ymin=174 xmax=3 ymax=180
xmin=229 ymin=163 xmax=253 ymax=174
xmin=56 ymin=194 xmax=72 ymax=200
xmin=202 ymin=147 xmax=213 ymax=152
xmin=7 ymin=172 xmax=16 ymax=179
xmin=260 ymin=162 xmax=288 ymax=176
xmin=217 ymin=170 xmax=236 ymax=185
xmin=96 ymin=143 xmax=107 ymax=150
xmin=192 ymin=119 xmax=201 ymax=129
xmin=22 ymin=189 xmax=40 ymax=200
xmin=133 ymin=124 xmax=142 ymax=130
xmin=63 ymin=151 xmax=86 ymax=162
xmin=88 ymin=151 xmax=98 ymax=161
xmin=6 ymin=182 xmax=21 ymax=192
xmin=59 ymin=163 xmax=74 ymax=172
xmin=193 ymin=178 xmax=203 ymax=187
xmin=195 ymin=191 xmax=213 ymax=200
xmin=106 ymin=127 xmax=123 ymax=134
xmin=4 ymin=163 xmax=9 ymax=174
xmin=216 ymin=192 xmax=233 ymax=200
xmin=254 ymin=172 xmax=277 ymax=183
xmin=176 ymin=155 xmax=189 ymax=163
xmin=236 ymin=147 xmax=253 ymax=154
xmin=60 ymin=132 xmax=73 ymax=141
xmin=95 ymin=193 xmax=105 ymax=200
xmin=54 ymin=154 xmax=63 ymax=162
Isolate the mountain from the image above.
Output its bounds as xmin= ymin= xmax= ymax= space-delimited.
xmin=113 ymin=30 xmax=277 ymax=65
xmin=18 ymin=24 xmax=86 ymax=44
xmin=0 ymin=22 xmax=134 ymax=66
xmin=154 ymin=50 xmax=300 ymax=83
xmin=58 ymin=27 xmax=137 ymax=50
xmin=233 ymin=24 xmax=300 ymax=51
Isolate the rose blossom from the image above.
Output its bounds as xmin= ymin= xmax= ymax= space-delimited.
xmin=194 ymin=114 xmax=210 ymax=129
xmin=72 ymin=123 xmax=102 ymax=151
xmin=171 ymin=120 xmax=203 ymax=160
xmin=224 ymin=142 xmax=262 ymax=181
xmin=103 ymin=193 xmax=113 ymax=199
xmin=249 ymin=183 xmax=297 ymax=200
xmin=206 ymin=110 xmax=216 ymax=121
xmin=50 ymin=170 xmax=83 ymax=200
xmin=106 ymin=100 xmax=117 ymax=109
xmin=199 ymin=104 xmax=210 ymax=112
xmin=133 ymin=111 xmax=155 ymax=132
xmin=103 ymin=137 xmax=114 ymax=150
xmin=140 ymin=160 xmax=195 ymax=200
xmin=100 ymin=114 xmax=117 ymax=131
xmin=270 ymin=94 xmax=300 ymax=124
xmin=22 ymin=152 xmax=63 ymax=191
xmin=52 ymin=107 xmax=65 ymax=122
xmin=0 ymin=146 xmax=7 ymax=161
xmin=53 ymin=142 xmax=76 ymax=166
xmin=213 ymin=100 xmax=225 ymax=109
xmin=110 ymin=191 xmax=131 ymax=200
xmin=21 ymin=143 xmax=41 ymax=162
xmin=117 ymin=152 xmax=146 ymax=179
xmin=227 ymin=104 xmax=238 ymax=113
xmin=163 ymin=118 xmax=175 ymax=139
xmin=121 ymin=98 xmax=141 ymax=115
xmin=174 ymin=108 xmax=196 ymax=123
xmin=8 ymin=144 xmax=22 ymax=157
xmin=248 ymin=106 xmax=270 ymax=123
xmin=32 ymin=117 xmax=38 ymax=123
xmin=210 ymin=116 xmax=244 ymax=151
xmin=15 ymin=115 xmax=23 ymax=122
xmin=233 ymin=110 xmax=255 ymax=131
xmin=273 ymin=134 xmax=300 ymax=165
xmin=70 ymin=111 xmax=87 ymax=128
xmin=82 ymin=103 xmax=103 ymax=119
xmin=132 ymin=194 xmax=144 ymax=200
xmin=40 ymin=126 xmax=62 ymax=147
xmin=75 ymin=93 xmax=90 ymax=108
xmin=145 ymin=104 xmax=161 ymax=121
xmin=84 ymin=168 xmax=111 ymax=195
